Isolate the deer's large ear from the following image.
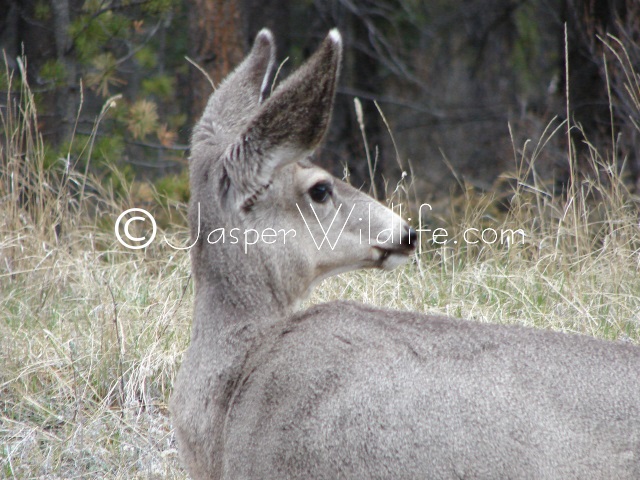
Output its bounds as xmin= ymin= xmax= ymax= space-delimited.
xmin=193 ymin=29 xmax=276 ymax=145
xmin=223 ymin=30 xmax=342 ymax=209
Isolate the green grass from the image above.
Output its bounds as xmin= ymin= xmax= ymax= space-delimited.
xmin=2 ymin=39 xmax=640 ymax=478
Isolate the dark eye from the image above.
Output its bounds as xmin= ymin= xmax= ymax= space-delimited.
xmin=308 ymin=182 xmax=333 ymax=203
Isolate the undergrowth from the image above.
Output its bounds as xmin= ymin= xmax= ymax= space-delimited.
xmin=1 ymin=58 xmax=190 ymax=479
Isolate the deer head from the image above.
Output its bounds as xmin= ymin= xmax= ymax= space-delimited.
xmin=188 ymin=29 xmax=416 ymax=313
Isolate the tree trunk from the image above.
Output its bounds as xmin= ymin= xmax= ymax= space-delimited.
xmin=561 ymin=0 xmax=628 ymax=180
xmin=0 ymin=0 xmax=19 ymax=67
xmin=50 ymin=0 xmax=77 ymax=143
xmin=187 ymin=0 xmax=246 ymax=123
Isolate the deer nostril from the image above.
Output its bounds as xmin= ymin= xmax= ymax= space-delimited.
xmin=405 ymin=226 xmax=418 ymax=247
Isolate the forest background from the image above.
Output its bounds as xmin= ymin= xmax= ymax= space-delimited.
xmin=2 ymin=0 xmax=638 ymax=208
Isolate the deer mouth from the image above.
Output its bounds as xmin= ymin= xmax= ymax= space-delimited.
xmin=373 ymin=245 xmax=414 ymax=271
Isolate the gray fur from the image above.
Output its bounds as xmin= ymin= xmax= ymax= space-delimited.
xmin=171 ymin=29 xmax=640 ymax=479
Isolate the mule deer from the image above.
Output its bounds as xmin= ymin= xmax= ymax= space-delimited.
xmin=170 ymin=29 xmax=640 ymax=479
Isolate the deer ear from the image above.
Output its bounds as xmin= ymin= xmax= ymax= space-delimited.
xmin=223 ymin=29 xmax=342 ymax=208
xmin=193 ymin=29 xmax=276 ymax=144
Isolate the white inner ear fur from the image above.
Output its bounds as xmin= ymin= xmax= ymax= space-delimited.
xmin=265 ymin=145 xmax=313 ymax=179
xmin=257 ymin=29 xmax=276 ymax=104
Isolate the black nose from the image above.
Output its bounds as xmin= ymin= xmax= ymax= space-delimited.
xmin=403 ymin=226 xmax=418 ymax=249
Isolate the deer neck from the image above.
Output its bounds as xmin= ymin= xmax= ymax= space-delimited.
xmin=189 ymin=258 xmax=300 ymax=349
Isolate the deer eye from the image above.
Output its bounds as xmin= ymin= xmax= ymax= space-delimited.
xmin=308 ymin=182 xmax=333 ymax=203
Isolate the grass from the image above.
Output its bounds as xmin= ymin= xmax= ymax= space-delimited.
xmin=1 ymin=60 xmax=190 ymax=478
xmin=2 ymin=40 xmax=640 ymax=478
xmin=1 ymin=241 xmax=190 ymax=478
